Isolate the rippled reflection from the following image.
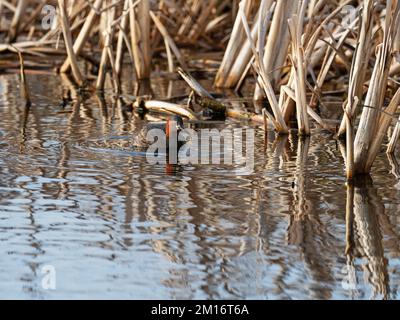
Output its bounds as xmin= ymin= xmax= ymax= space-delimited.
xmin=346 ymin=178 xmax=390 ymax=299
xmin=0 ymin=73 xmax=400 ymax=299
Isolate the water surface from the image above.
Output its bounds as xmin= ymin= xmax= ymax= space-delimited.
xmin=0 ymin=73 xmax=400 ymax=299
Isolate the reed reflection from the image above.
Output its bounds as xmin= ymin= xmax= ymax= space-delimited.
xmin=287 ymin=135 xmax=336 ymax=299
xmin=346 ymin=177 xmax=389 ymax=299
xmin=19 ymin=103 xmax=30 ymax=152
xmin=2 ymin=71 xmax=400 ymax=299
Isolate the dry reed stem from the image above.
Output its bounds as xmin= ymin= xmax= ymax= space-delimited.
xmin=178 ymin=0 xmax=201 ymax=36
xmin=239 ymin=5 xmax=288 ymax=134
xmin=254 ymin=0 xmax=296 ymax=99
xmin=387 ymin=118 xmax=400 ymax=153
xmin=344 ymin=97 xmax=358 ymax=180
xmin=0 ymin=3 xmax=3 ymax=32
xmin=340 ymin=0 xmax=374 ymax=179
xmin=135 ymin=100 xmax=199 ymax=120
xmin=224 ymin=4 xmax=262 ymax=88
xmin=14 ymin=47 xmax=31 ymax=106
xmin=353 ymin=44 xmax=386 ymax=174
xmin=353 ymin=0 xmax=399 ymax=174
xmin=164 ymin=37 xmax=174 ymax=73
xmin=390 ymin=61 xmax=400 ymax=76
xmin=310 ymin=18 xmax=358 ymax=108
xmin=178 ymin=67 xmax=227 ymax=116
xmin=303 ymin=0 xmax=353 ymax=62
xmin=226 ymin=109 xmax=273 ymax=126
xmin=279 ymin=71 xmax=295 ymax=122
xmin=188 ymin=0 xmax=218 ymax=42
xmin=96 ymin=0 xmax=117 ymax=91
xmin=18 ymin=2 xmax=45 ymax=35
xmin=288 ymin=1 xmax=310 ymax=136
xmin=337 ymin=0 xmax=374 ymax=138
xmin=366 ymin=87 xmax=400 ymax=169
xmin=115 ymin=0 xmax=130 ymax=78
xmin=60 ymin=0 xmax=104 ymax=73
xmin=8 ymin=0 xmax=27 ymax=42
xmin=177 ymin=68 xmax=213 ymax=99
xmin=150 ymin=10 xmax=188 ymax=71
xmin=279 ymin=83 xmax=334 ymax=131
xmin=130 ymin=0 xmax=151 ymax=79
xmin=58 ymin=0 xmax=84 ymax=86
xmin=394 ymin=12 xmax=400 ymax=58
xmin=0 ymin=0 xmax=15 ymax=12
xmin=215 ymin=0 xmax=253 ymax=87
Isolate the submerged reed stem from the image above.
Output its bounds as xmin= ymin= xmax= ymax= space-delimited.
xmin=15 ymin=48 xmax=31 ymax=106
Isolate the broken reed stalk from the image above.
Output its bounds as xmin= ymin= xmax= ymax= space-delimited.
xmin=177 ymin=68 xmax=213 ymax=99
xmin=58 ymin=0 xmax=85 ymax=86
xmin=130 ymin=0 xmax=151 ymax=79
xmin=177 ymin=67 xmax=227 ymax=116
xmin=134 ymin=100 xmax=199 ymax=120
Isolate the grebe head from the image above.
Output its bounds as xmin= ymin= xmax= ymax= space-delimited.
xmin=173 ymin=115 xmax=184 ymax=131
xmin=166 ymin=115 xmax=185 ymax=139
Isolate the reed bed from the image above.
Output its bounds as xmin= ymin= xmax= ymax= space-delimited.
xmin=1 ymin=0 xmax=400 ymax=179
